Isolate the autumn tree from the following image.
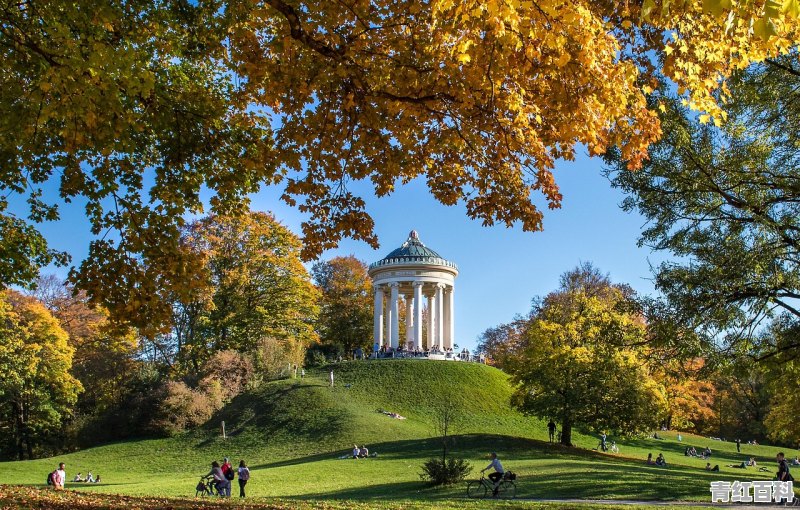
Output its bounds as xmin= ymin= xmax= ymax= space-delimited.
xmin=169 ymin=212 xmax=319 ymax=375
xmin=311 ymin=256 xmax=372 ymax=356
xmin=475 ymin=313 xmax=532 ymax=368
xmin=747 ymin=317 xmax=800 ymax=445
xmin=26 ymin=275 xmax=139 ymax=416
xmin=655 ymin=359 xmax=718 ymax=433
xmin=505 ymin=264 xmax=667 ymax=446
xmin=607 ymin=55 xmax=800 ymax=358
xmin=715 ymin=359 xmax=771 ymax=441
xmin=0 ymin=290 xmax=82 ymax=459
xmin=3 ymin=0 xmax=800 ymax=333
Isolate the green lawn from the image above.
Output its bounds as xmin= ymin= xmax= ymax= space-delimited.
xmin=0 ymin=360 xmax=796 ymax=507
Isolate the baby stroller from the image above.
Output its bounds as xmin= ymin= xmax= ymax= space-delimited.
xmin=195 ymin=476 xmax=220 ymax=497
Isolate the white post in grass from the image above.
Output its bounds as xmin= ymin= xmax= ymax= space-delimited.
xmin=222 ymin=421 xmax=226 ymax=440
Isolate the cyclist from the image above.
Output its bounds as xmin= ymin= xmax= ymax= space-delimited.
xmin=480 ymin=452 xmax=505 ymax=496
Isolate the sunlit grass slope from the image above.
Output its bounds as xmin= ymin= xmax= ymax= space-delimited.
xmin=0 ymin=359 xmax=797 ymax=503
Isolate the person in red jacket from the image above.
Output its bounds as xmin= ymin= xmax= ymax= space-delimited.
xmin=221 ymin=457 xmax=233 ymax=478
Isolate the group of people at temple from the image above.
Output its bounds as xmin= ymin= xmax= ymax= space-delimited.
xmin=371 ymin=343 xmax=477 ymax=361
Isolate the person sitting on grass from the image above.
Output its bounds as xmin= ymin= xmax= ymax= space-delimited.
xmin=86 ymin=472 xmax=95 ymax=483
xmin=793 ymin=456 xmax=800 ymax=466
xmin=703 ymin=447 xmax=712 ymax=459
xmin=705 ymin=463 xmax=720 ymax=472
xmin=352 ymin=445 xmax=360 ymax=459
xmin=655 ymin=453 xmax=667 ymax=467
xmin=480 ymin=452 xmax=505 ymax=496
xmin=72 ymin=472 xmax=84 ymax=482
xmin=727 ymin=461 xmax=748 ymax=468
xmin=646 ymin=453 xmax=656 ymax=465
xmin=94 ymin=475 xmax=101 ymax=483
xmin=747 ymin=457 xmax=757 ymax=467
xmin=358 ymin=446 xmax=369 ymax=458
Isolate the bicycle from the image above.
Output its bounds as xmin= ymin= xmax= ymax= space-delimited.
xmin=195 ymin=476 xmax=222 ymax=497
xmin=466 ymin=473 xmax=516 ymax=499
xmin=596 ymin=440 xmax=619 ymax=453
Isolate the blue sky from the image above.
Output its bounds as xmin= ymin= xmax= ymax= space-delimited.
xmin=285 ymin=153 xmax=668 ymax=351
xmin=11 ymin=150 xmax=667 ymax=351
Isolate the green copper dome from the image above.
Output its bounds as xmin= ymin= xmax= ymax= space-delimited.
xmin=369 ymin=231 xmax=457 ymax=271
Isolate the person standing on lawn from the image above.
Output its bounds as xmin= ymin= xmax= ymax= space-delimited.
xmin=237 ymin=460 xmax=250 ymax=498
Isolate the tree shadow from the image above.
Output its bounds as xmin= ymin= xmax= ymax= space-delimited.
xmin=197 ymin=380 xmax=347 ymax=449
xmin=251 ymin=433 xmax=737 ymax=502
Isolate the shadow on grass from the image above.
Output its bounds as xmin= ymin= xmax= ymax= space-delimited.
xmin=198 ymin=380 xmax=348 ymax=449
xmin=282 ymin=463 xmax=715 ymax=502
xmin=252 ymin=434 xmax=720 ymax=502
xmin=251 ymin=434 xmax=557 ymax=470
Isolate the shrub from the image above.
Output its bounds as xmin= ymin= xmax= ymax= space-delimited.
xmin=253 ymin=336 xmax=305 ymax=380
xmin=419 ymin=457 xmax=472 ymax=485
xmin=150 ymin=380 xmax=218 ymax=436
xmin=305 ymin=347 xmax=327 ymax=367
xmin=199 ymin=350 xmax=254 ymax=402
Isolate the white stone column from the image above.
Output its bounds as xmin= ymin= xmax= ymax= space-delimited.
xmin=435 ymin=283 xmax=444 ymax=349
xmin=446 ymin=286 xmax=455 ymax=350
xmin=443 ymin=287 xmax=450 ymax=349
xmin=373 ymin=286 xmax=384 ymax=348
xmin=413 ymin=282 xmax=423 ymax=351
xmin=427 ymin=291 xmax=436 ymax=350
xmin=389 ymin=283 xmax=400 ymax=349
xmin=405 ymin=294 xmax=414 ymax=349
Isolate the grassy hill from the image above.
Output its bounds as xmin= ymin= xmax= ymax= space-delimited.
xmin=0 ymin=359 xmax=797 ymax=504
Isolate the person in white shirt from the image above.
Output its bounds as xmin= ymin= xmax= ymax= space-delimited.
xmin=54 ymin=463 xmax=66 ymax=490
xmin=480 ymin=452 xmax=505 ymax=495
xmin=237 ymin=460 xmax=250 ymax=498
xmin=86 ymin=471 xmax=95 ymax=483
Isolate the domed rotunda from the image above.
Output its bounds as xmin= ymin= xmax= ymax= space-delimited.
xmin=368 ymin=231 xmax=458 ymax=352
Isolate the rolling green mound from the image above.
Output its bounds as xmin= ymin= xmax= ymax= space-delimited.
xmin=0 ymin=359 xmax=797 ymax=503
xmin=212 ymin=359 xmax=543 ymax=457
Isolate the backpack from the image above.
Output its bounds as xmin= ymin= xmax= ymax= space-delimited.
xmin=504 ymin=471 xmax=517 ymax=481
xmin=47 ymin=470 xmax=56 ymax=485
xmin=224 ymin=467 xmax=235 ymax=481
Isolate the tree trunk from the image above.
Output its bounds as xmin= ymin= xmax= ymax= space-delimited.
xmin=14 ymin=400 xmax=25 ymax=460
xmin=560 ymin=419 xmax=573 ymax=447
